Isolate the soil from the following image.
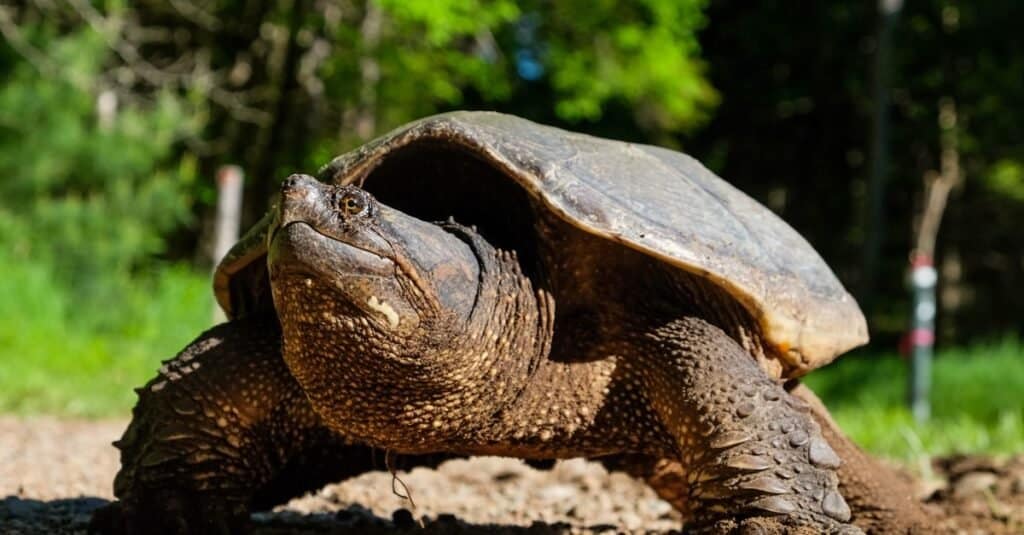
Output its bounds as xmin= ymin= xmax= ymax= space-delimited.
xmin=1 ymin=416 xmax=1021 ymax=534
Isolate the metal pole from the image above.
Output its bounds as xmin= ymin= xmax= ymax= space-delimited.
xmin=908 ymin=254 xmax=936 ymax=423
xmin=212 ymin=165 xmax=244 ymax=323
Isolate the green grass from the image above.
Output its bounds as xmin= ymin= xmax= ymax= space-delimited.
xmin=806 ymin=341 xmax=1024 ymax=461
xmin=0 ymin=252 xmax=1021 ymax=461
xmin=0 ymin=256 xmax=212 ymax=416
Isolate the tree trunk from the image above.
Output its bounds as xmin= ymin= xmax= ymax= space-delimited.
xmin=341 ymin=1 xmax=382 ymax=144
xmin=913 ymin=98 xmax=961 ymax=260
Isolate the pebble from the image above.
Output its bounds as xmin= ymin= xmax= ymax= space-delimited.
xmin=953 ymin=471 xmax=999 ymax=498
xmin=391 ymin=507 xmax=416 ymax=528
xmin=2 ymin=417 xmax=1022 ymax=534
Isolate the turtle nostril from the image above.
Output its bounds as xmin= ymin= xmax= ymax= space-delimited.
xmin=281 ymin=174 xmax=318 ymax=198
xmin=281 ymin=174 xmax=301 ymax=193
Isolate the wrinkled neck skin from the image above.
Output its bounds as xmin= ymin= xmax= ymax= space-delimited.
xmin=277 ymin=228 xmax=554 ymax=454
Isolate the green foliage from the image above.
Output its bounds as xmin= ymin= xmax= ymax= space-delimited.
xmin=539 ymin=0 xmax=717 ymax=130
xmin=0 ymin=252 xmax=210 ymax=416
xmin=0 ymin=22 xmax=205 ymax=416
xmin=377 ymin=0 xmax=520 ymax=47
xmin=316 ymin=0 xmax=715 ymax=150
xmin=0 ymin=27 xmax=196 ymax=317
xmin=349 ymin=0 xmax=521 ymax=114
xmin=0 ymin=1 xmax=721 ymax=421
xmin=985 ymin=159 xmax=1024 ymax=202
xmin=806 ymin=342 xmax=1024 ymax=461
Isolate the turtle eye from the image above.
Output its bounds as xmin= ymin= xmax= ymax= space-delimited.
xmin=339 ymin=191 xmax=368 ymax=217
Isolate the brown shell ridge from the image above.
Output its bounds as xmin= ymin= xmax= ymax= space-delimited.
xmin=317 ymin=112 xmax=868 ymax=371
xmin=213 ymin=210 xmax=275 ymax=317
xmin=220 ymin=111 xmax=867 ymax=372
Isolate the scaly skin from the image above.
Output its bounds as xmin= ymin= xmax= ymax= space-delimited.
xmin=630 ymin=318 xmax=858 ymax=533
xmin=90 ymin=315 xmax=450 ymax=535
xmin=477 ymin=316 xmax=861 ymax=533
xmin=266 ymin=178 xmax=861 ymax=532
xmin=95 ymin=176 xmax=906 ymax=533
xmin=789 ymin=383 xmax=936 ymax=534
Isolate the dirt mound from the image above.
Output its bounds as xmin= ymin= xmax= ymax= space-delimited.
xmin=1 ymin=417 xmax=1021 ymax=534
xmin=927 ymin=454 xmax=1024 ymax=534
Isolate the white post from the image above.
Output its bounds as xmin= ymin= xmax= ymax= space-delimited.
xmin=212 ymin=165 xmax=244 ymax=322
xmin=907 ymin=255 xmax=936 ymax=423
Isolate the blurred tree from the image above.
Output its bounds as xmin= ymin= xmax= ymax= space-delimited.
xmin=888 ymin=0 xmax=1024 ymax=341
xmin=0 ymin=23 xmax=196 ymax=317
xmin=3 ymin=0 xmax=716 ymax=259
xmin=3 ymin=0 xmax=1023 ymax=346
xmin=688 ymin=0 xmax=1024 ymax=345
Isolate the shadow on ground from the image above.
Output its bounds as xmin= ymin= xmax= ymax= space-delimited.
xmin=0 ymin=496 xmax=631 ymax=534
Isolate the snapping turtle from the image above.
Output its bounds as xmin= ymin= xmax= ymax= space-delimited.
xmin=92 ymin=112 xmax=922 ymax=534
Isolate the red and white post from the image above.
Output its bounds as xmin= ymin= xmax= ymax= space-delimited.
xmin=907 ymin=253 xmax=937 ymax=423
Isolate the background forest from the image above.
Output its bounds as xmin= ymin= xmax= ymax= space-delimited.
xmin=0 ymin=0 xmax=1022 ymax=460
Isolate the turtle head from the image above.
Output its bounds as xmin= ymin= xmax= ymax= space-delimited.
xmin=268 ymin=174 xmax=480 ymax=341
xmin=267 ymin=174 xmax=511 ymax=445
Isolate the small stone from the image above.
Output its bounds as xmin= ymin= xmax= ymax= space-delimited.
xmin=953 ymin=471 xmax=999 ymax=498
xmin=391 ymin=508 xmax=416 ymax=528
xmin=1012 ymin=473 xmax=1024 ymax=494
xmin=788 ymin=430 xmax=809 ymax=447
xmin=739 ymin=521 xmax=770 ymax=535
xmin=822 ymin=490 xmax=852 ymax=521
xmin=639 ymin=497 xmax=673 ymax=518
xmin=435 ymin=513 xmax=457 ymax=525
xmin=538 ymin=483 xmax=576 ymax=502
xmin=763 ymin=390 xmax=781 ymax=401
xmin=619 ymin=511 xmax=643 ymax=530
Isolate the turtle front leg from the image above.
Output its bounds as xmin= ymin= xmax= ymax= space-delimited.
xmin=639 ymin=317 xmax=861 ymax=534
xmin=90 ymin=315 xmax=448 ymax=535
xmin=788 ymin=383 xmax=935 ymax=533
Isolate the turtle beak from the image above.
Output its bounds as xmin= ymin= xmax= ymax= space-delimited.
xmin=269 ymin=174 xmax=481 ymax=322
xmin=270 ymin=174 xmax=330 ymax=242
xmin=269 ymin=174 xmax=389 ymax=254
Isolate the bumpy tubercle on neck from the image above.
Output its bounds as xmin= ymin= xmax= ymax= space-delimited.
xmin=288 ymin=241 xmax=555 ymax=454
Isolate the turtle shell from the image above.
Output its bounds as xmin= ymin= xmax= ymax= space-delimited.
xmin=215 ymin=111 xmax=867 ymax=375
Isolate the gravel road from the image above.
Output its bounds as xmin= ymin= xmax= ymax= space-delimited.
xmin=1 ymin=416 xmax=1021 ymax=534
